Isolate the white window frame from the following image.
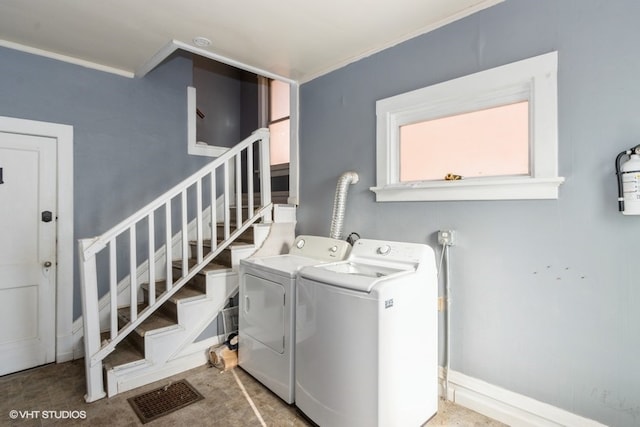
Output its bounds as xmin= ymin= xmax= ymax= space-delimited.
xmin=187 ymin=80 xmax=300 ymax=205
xmin=371 ymin=51 xmax=564 ymax=202
xmin=258 ymin=76 xmax=300 ymax=205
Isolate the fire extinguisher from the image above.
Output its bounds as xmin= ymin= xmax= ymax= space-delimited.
xmin=616 ymin=145 xmax=640 ymax=215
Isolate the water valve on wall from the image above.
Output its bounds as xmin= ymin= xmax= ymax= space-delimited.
xmin=615 ymin=145 xmax=640 ymax=215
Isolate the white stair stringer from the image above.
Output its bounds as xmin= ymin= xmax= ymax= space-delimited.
xmin=105 ymin=268 xmax=238 ymax=397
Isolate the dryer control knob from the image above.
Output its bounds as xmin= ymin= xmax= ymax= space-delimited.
xmin=330 ymin=245 xmax=338 ymax=253
xmin=377 ymin=245 xmax=391 ymax=255
xmin=296 ymin=239 xmax=305 ymax=249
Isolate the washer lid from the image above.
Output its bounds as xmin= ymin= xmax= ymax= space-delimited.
xmin=298 ymin=261 xmax=412 ymax=292
xmin=241 ymin=254 xmax=324 ymax=277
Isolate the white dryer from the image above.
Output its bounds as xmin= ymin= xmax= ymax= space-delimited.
xmin=295 ymin=239 xmax=438 ymax=427
xmin=238 ymin=235 xmax=350 ymax=404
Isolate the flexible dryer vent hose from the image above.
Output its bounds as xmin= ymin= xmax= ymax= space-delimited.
xmin=329 ymin=171 xmax=359 ymax=240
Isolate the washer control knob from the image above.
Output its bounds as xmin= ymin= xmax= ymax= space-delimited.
xmin=330 ymin=245 xmax=338 ymax=253
xmin=377 ymin=245 xmax=391 ymax=255
xmin=296 ymin=239 xmax=305 ymax=249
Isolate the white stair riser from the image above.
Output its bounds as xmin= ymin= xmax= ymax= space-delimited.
xmin=106 ymin=271 xmax=239 ymax=392
xmin=140 ymin=273 xmax=238 ymax=364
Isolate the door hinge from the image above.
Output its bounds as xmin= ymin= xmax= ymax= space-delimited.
xmin=438 ymin=297 xmax=447 ymax=312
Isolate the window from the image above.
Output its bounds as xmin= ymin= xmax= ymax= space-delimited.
xmin=399 ymin=101 xmax=529 ymax=181
xmin=268 ymin=79 xmax=290 ymax=166
xmin=371 ymin=51 xmax=564 ymax=201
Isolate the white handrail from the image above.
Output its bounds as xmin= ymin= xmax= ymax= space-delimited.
xmin=80 ymin=128 xmax=271 ymax=402
xmin=82 ymin=128 xmax=270 ymax=260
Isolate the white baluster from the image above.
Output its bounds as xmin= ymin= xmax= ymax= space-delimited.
xmin=129 ymin=225 xmax=137 ymax=321
xmin=260 ymin=134 xmax=272 ymax=223
xmin=236 ymin=152 xmax=242 ymax=228
xmin=148 ymin=212 xmax=156 ymax=306
xmin=248 ymin=144 xmax=254 ymax=216
xmin=165 ymin=200 xmax=172 ymax=290
xmin=224 ymin=161 xmax=231 ymax=240
xmin=196 ymin=179 xmax=203 ymax=263
xmin=210 ymin=170 xmax=217 ymax=251
xmin=109 ymin=239 xmax=117 ymax=340
xmin=181 ymin=190 xmax=188 ymax=275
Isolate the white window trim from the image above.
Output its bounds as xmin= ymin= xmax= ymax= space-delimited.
xmin=258 ymin=76 xmax=301 ymax=205
xmin=371 ymin=51 xmax=564 ymax=202
xmin=288 ymin=81 xmax=300 ymax=205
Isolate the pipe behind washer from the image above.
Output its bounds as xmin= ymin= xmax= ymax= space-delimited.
xmin=329 ymin=171 xmax=359 ymax=240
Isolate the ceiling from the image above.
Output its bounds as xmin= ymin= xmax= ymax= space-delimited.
xmin=0 ymin=0 xmax=502 ymax=83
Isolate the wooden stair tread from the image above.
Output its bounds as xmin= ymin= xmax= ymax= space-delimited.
xmin=141 ymin=281 xmax=205 ymax=301
xmin=102 ymin=333 xmax=144 ymax=368
xmin=189 ymin=239 xmax=248 ymax=247
xmin=192 ymin=239 xmax=254 ymax=247
xmin=118 ymin=305 xmax=177 ymax=336
xmin=242 ymin=191 xmax=288 ymax=202
xmin=172 ymin=259 xmax=231 ymax=272
xmin=212 ymin=224 xmax=255 ymax=239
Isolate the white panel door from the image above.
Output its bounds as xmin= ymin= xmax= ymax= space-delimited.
xmin=0 ymin=131 xmax=56 ymax=375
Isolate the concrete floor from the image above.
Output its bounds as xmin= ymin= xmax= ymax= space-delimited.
xmin=1 ymin=360 xmax=506 ymax=426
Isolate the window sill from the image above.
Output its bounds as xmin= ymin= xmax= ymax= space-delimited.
xmin=370 ymin=176 xmax=565 ymax=202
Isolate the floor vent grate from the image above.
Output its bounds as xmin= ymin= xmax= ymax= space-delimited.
xmin=127 ymin=379 xmax=204 ymax=424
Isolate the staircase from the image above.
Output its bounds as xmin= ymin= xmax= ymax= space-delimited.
xmin=100 ymin=220 xmax=275 ymax=397
xmin=78 ymin=129 xmax=291 ymax=402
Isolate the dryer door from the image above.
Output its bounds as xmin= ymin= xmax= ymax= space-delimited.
xmin=241 ymin=273 xmax=285 ymax=354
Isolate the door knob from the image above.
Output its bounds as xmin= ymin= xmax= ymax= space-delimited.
xmin=43 ymin=261 xmax=52 ymax=268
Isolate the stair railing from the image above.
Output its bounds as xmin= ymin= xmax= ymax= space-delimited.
xmin=79 ymin=128 xmax=271 ymax=402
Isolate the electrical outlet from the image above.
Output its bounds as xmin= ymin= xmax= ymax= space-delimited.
xmin=438 ymin=230 xmax=455 ymax=246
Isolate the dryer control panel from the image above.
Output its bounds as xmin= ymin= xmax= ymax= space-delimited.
xmin=288 ymin=235 xmax=351 ymax=261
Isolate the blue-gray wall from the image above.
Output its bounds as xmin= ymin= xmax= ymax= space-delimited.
xmin=0 ymin=47 xmax=210 ymax=318
xmin=298 ymin=1 xmax=640 ymax=425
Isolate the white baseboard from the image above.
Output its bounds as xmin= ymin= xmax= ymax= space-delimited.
xmin=107 ymin=335 xmax=224 ymax=397
xmin=55 ymin=332 xmax=75 ymax=363
xmin=443 ymin=370 xmax=606 ymax=427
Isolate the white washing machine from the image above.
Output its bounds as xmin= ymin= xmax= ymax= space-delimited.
xmin=238 ymin=235 xmax=351 ymax=404
xmin=295 ymin=239 xmax=438 ymax=427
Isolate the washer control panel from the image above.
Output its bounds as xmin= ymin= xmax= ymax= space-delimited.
xmin=351 ymin=239 xmax=432 ymax=264
xmin=377 ymin=245 xmax=391 ymax=255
